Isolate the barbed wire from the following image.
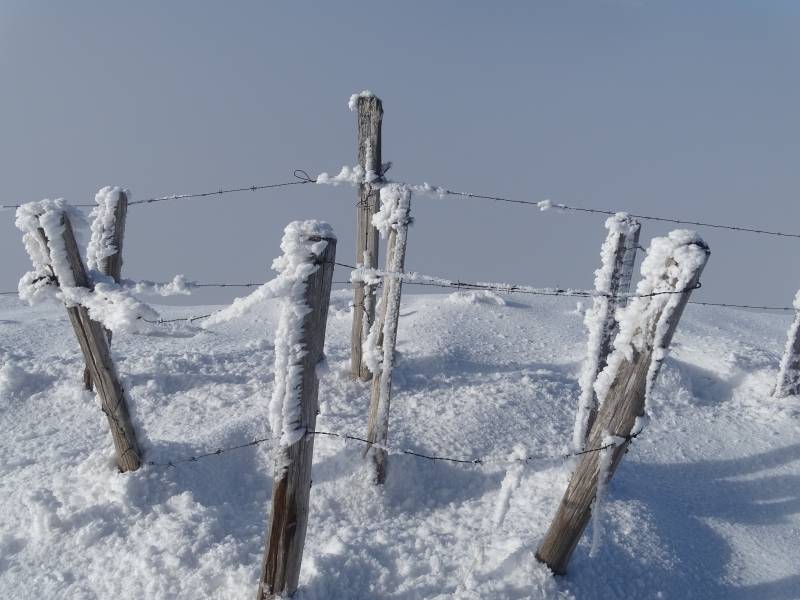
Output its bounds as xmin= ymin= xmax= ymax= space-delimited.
xmin=144 ymin=428 xmax=639 ymax=469
xmin=0 ymin=171 xmax=316 ymax=210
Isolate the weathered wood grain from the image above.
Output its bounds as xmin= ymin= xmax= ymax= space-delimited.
xmin=351 ymin=95 xmax=383 ymax=381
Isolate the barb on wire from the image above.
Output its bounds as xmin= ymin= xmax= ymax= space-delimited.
xmin=146 ymin=435 xmax=272 ymax=468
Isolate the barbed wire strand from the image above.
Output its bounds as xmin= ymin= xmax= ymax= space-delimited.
xmin=0 ymin=171 xmax=316 ymax=210
xmin=145 ymin=429 xmax=639 ymax=469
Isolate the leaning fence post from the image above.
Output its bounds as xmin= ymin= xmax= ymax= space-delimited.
xmin=364 ymin=184 xmax=412 ymax=484
xmin=84 ymin=187 xmax=129 ymax=390
xmin=351 ymin=92 xmax=383 ymax=381
xmin=536 ymin=230 xmax=709 ymax=575
xmin=16 ymin=200 xmax=141 ymax=472
xmin=257 ymin=221 xmax=336 ymax=599
xmin=573 ymin=214 xmax=640 ymax=450
xmin=774 ymin=291 xmax=800 ymax=397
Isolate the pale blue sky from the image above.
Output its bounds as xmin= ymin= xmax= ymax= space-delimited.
xmin=2 ymin=1 xmax=799 ymax=307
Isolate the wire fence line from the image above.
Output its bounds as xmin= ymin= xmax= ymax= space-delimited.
xmin=144 ymin=428 xmax=640 ymax=469
xmin=3 ymin=167 xmax=800 ymax=240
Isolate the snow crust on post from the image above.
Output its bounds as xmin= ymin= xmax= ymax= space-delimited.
xmin=15 ymin=199 xmax=159 ymax=333
xmin=593 ymin=229 xmax=708 ymax=415
xmin=774 ymin=290 xmax=800 ymax=397
xmin=573 ymin=213 xmax=640 ymax=450
xmin=364 ymin=184 xmax=412 ymax=383
xmin=86 ymin=186 xmax=127 ymax=271
xmin=267 ymin=220 xmax=336 ymax=448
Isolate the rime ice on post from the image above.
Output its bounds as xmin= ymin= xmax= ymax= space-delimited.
xmin=364 ymin=184 xmax=412 ymax=484
xmin=573 ymin=214 xmax=640 ymax=450
xmin=537 ymin=229 xmax=709 ymax=575
xmin=774 ymin=290 xmax=800 ymax=397
xmin=84 ymin=187 xmax=129 ymax=390
xmin=15 ymin=199 xmax=142 ymax=472
xmin=258 ymin=221 xmax=336 ymax=600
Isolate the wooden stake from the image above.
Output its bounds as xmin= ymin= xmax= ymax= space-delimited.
xmin=536 ymin=234 xmax=709 ymax=574
xmin=574 ymin=215 xmax=640 ymax=449
xmin=84 ymin=190 xmax=128 ymax=391
xmin=258 ymin=234 xmax=336 ymax=599
xmin=37 ymin=213 xmax=141 ymax=472
xmin=774 ymin=292 xmax=800 ymax=397
xmin=364 ymin=187 xmax=411 ymax=484
xmin=351 ymin=95 xmax=383 ymax=381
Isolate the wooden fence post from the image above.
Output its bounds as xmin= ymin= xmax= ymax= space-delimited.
xmin=351 ymin=94 xmax=383 ymax=381
xmin=257 ymin=223 xmax=336 ymax=599
xmin=536 ymin=231 xmax=709 ymax=575
xmin=364 ymin=185 xmax=412 ymax=484
xmin=573 ymin=214 xmax=640 ymax=450
xmin=30 ymin=207 xmax=141 ymax=472
xmin=774 ymin=291 xmax=800 ymax=397
xmin=84 ymin=188 xmax=128 ymax=390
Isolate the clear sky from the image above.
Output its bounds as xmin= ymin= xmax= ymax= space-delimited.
xmin=2 ymin=1 xmax=799 ymax=308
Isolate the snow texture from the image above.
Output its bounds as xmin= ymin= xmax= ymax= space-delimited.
xmin=86 ymin=186 xmax=127 ymax=272
xmin=492 ymin=445 xmax=526 ymax=528
xmin=348 ymin=89 xmax=375 ymax=111
xmin=573 ymin=213 xmax=640 ymax=451
xmin=773 ymin=290 xmax=800 ymax=397
xmin=2 ymin=279 xmax=800 ymax=598
xmin=593 ymin=229 xmax=709 ymax=422
xmin=265 ymin=220 xmax=335 ymax=448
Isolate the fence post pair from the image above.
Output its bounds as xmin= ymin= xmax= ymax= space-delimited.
xmin=15 ymin=200 xmax=140 ymax=472
xmin=539 ymin=229 xmax=710 ymax=574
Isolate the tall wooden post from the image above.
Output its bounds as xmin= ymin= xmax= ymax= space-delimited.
xmin=364 ymin=185 xmax=411 ymax=484
xmin=573 ymin=214 xmax=640 ymax=450
xmin=34 ymin=210 xmax=141 ymax=472
xmin=258 ymin=229 xmax=337 ymax=599
xmin=536 ymin=232 xmax=709 ymax=574
xmin=84 ymin=188 xmax=128 ymax=390
xmin=774 ymin=291 xmax=800 ymax=397
xmin=351 ymin=95 xmax=383 ymax=381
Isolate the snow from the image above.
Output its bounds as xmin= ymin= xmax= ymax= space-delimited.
xmin=589 ymin=434 xmax=625 ymax=557
xmin=3 ymin=270 xmax=800 ymax=598
xmin=86 ymin=186 xmax=127 ymax=271
xmin=348 ymin=89 xmax=375 ymax=111
xmin=315 ymin=164 xmax=365 ymax=186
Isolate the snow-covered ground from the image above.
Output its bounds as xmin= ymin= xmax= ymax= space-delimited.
xmin=2 ymin=289 xmax=800 ymax=599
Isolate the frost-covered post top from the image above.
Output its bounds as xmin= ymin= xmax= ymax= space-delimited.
xmin=348 ymin=89 xmax=377 ymax=111
xmin=372 ymin=184 xmax=412 ymax=239
xmin=271 ymin=220 xmax=336 ymax=277
xmin=15 ymin=199 xmax=87 ymax=302
xmin=87 ymin=186 xmax=128 ymax=272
